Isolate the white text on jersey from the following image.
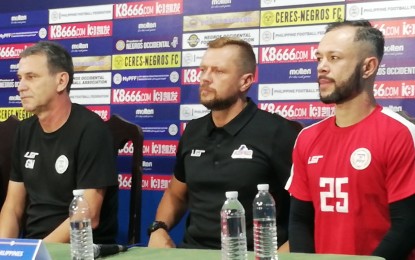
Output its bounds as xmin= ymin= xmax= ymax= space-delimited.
xmin=308 ymin=155 xmax=323 ymax=164
xmin=191 ymin=149 xmax=205 ymax=157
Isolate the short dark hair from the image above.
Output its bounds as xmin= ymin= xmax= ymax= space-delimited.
xmin=20 ymin=41 xmax=74 ymax=92
xmin=207 ymin=37 xmax=256 ymax=75
xmin=326 ymin=20 xmax=384 ymax=61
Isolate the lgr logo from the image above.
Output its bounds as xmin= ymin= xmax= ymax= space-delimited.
xmin=191 ymin=149 xmax=205 ymax=157
xmin=308 ymin=155 xmax=323 ymax=164
xmin=24 ymin=151 xmax=39 ymax=169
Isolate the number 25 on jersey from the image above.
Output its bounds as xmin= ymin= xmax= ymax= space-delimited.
xmin=320 ymin=177 xmax=349 ymax=213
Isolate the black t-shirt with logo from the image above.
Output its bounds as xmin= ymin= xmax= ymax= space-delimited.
xmin=11 ymin=103 xmax=118 ymax=243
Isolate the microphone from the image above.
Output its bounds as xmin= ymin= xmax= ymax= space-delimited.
xmin=93 ymin=244 xmax=128 ymax=258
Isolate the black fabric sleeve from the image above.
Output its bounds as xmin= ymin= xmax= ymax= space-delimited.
xmin=9 ymin=123 xmax=23 ymax=182
xmin=272 ymin=118 xmax=302 ymax=247
xmin=372 ymin=194 xmax=415 ymax=260
xmin=288 ymin=196 xmax=315 ymax=253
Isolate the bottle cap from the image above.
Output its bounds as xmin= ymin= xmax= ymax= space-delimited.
xmin=225 ymin=191 xmax=238 ymax=199
xmin=73 ymin=189 xmax=85 ymax=196
xmin=257 ymin=184 xmax=269 ymax=191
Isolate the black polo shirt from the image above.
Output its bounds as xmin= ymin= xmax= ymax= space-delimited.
xmin=175 ymin=98 xmax=300 ymax=250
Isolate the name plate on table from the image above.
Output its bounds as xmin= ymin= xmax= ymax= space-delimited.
xmin=0 ymin=239 xmax=51 ymax=260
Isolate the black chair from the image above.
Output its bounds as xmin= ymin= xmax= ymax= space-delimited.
xmin=0 ymin=115 xmax=20 ymax=208
xmin=288 ymin=119 xmax=304 ymax=132
xmin=106 ymin=114 xmax=144 ymax=245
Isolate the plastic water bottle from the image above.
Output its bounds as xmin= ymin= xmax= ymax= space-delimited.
xmin=221 ymin=191 xmax=248 ymax=260
xmin=69 ymin=189 xmax=94 ymax=260
xmin=253 ymin=184 xmax=278 ymax=260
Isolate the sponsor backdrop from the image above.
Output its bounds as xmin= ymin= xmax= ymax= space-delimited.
xmin=1 ymin=0 xmax=414 ymax=245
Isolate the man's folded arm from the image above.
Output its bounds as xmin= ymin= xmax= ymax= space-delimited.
xmin=43 ymin=188 xmax=106 ymax=243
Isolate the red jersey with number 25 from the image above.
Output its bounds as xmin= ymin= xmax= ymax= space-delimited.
xmin=287 ymin=105 xmax=415 ymax=258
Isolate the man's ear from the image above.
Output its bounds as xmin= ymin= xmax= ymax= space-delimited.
xmin=362 ymin=57 xmax=379 ymax=79
xmin=56 ymin=72 xmax=69 ymax=92
xmin=240 ymin=73 xmax=254 ymax=92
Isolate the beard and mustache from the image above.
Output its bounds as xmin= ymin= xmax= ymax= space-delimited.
xmin=319 ymin=64 xmax=365 ymax=105
xmin=198 ymin=64 xmax=365 ymax=109
xmin=199 ymin=86 xmax=239 ymax=111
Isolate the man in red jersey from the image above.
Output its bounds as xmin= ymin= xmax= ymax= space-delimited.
xmin=286 ymin=20 xmax=415 ymax=260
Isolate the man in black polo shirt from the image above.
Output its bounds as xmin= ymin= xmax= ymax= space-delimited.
xmin=148 ymin=37 xmax=300 ymax=251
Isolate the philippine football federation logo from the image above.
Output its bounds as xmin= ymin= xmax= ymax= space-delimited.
xmin=350 ymin=148 xmax=371 ymax=170
xmin=55 ymin=155 xmax=69 ymax=174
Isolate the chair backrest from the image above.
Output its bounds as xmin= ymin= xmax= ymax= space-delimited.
xmin=0 ymin=115 xmax=20 ymax=208
xmin=106 ymin=114 xmax=144 ymax=245
xmin=288 ymin=119 xmax=304 ymax=132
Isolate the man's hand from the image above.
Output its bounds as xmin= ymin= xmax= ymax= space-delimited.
xmin=148 ymin=229 xmax=176 ymax=248
xmin=278 ymin=241 xmax=290 ymax=252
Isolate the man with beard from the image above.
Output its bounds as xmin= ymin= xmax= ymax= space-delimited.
xmin=148 ymin=37 xmax=301 ymax=251
xmin=286 ymin=20 xmax=415 ymax=259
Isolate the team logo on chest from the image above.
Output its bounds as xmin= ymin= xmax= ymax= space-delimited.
xmin=231 ymin=144 xmax=253 ymax=159
xmin=350 ymin=148 xmax=371 ymax=170
xmin=55 ymin=155 xmax=69 ymax=174
xmin=24 ymin=151 xmax=39 ymax=169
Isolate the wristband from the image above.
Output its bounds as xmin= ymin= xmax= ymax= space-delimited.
xmin=147 ymin=221 xmax=168 ymax=236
